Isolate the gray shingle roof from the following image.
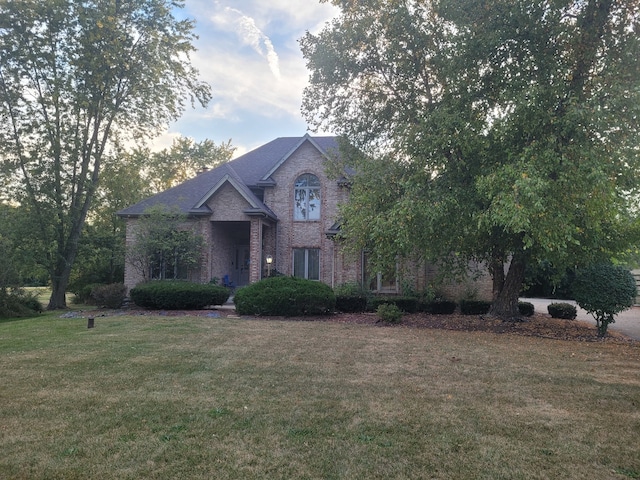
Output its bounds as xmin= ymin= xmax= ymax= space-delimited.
xmin=117 ymin=134 xmax=340 ymax=218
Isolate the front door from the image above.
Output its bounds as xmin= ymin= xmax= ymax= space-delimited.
xmin=235 ymin=246 xmax=251 ymax=286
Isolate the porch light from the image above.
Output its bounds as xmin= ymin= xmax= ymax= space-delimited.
xmin=266 ymin=254 xmax=273 ymax=277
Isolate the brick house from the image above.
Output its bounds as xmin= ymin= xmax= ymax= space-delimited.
xmin=118 ymin=134 xmax=491 ymax=299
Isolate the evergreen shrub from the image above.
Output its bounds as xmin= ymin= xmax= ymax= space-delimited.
xmin=234 ymin=276 xmax=336 ymax=316
xmin=518 ymin=301 xmax=535 ymax=317
xmin=547 ymin=302 xmax=577 ymax=320
xmin=420 ymin=300 xmax=457 ymax=314
xmin=0 ymin=289 xmax=42 ymax=318
xmin=376 ymin=303 xmax=402 ymax=323
xmin=334 ymin=282 xmax=370 ymax=313
xmin=130 ymin=281 xmax=230 ymax=310
xmin=460 ymin=300 xmax=492 ymax=315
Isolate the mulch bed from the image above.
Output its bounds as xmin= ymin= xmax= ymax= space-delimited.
xmin=117 ymin=307 xmax=638 ymax=345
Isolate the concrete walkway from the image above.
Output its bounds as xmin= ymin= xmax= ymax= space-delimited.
xmin=522 ymin=298 xmax=640 ymax=340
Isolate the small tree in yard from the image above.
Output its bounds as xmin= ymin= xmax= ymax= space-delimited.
xmin=572 ymin=264 xmax=637 ymax=337
xmin=127 ymin=206 xmax=204 ymax=283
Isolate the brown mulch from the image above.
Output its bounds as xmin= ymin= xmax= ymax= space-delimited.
xmin=118 ymin=307 xmax=638 ymax=345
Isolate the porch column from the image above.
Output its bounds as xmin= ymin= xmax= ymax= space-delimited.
xmin=249 ymin=217 xmax=263 ymax=284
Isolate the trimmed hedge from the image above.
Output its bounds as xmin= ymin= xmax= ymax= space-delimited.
xmin=420 ymin=300 xmax=457 ymax=314
xmin=518 ymin=301 xmax=535 ymax=317
xmin=460 ymin=300 xmax=492 ymax=315
xmin=233 ymin=276 xmax=336 ymax=316
xmin=130 ymin=281 xmax=230 ymax=310
xmin=547 ymin=302 xmax=577 ymax=320
xmin=335 ymin=295 xmax=368 ymax=313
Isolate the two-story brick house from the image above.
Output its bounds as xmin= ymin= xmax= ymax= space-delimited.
xmin=118 ymin=134 xmax=492 ymax=299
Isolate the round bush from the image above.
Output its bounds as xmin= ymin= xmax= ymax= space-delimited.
xmin=368 ymin=296 xmax=419 ymax=313
xmin=518 ymin=301 xmax=535 ymax=317
xmin=376 ymin=303 xmax=402 ymax=323
xmin=233 ymin=276 xmax=336 ymax=316
xmin=547 ymin=302 xmax=577 ymax=320
xmin=572 ymin=264 xmax=636 ymax=336
xmin=130 ymin=281 xmax=230 ymax=310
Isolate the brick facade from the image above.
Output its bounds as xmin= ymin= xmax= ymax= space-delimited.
xmin=120 ymin=135 xmax=492 ymax=301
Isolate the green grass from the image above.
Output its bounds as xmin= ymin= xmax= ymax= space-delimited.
xmin=1 ymin=312 xmax=639 ymax=479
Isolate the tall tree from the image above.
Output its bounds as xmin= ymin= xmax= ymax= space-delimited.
xmin=301 ymin=0 xmax=640 ymax=319
xmin=0 ymin=0 xmax=211 ymax=309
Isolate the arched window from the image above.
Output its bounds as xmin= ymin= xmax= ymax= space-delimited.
xmin=294 ymin=173 xmax=321 ymax=220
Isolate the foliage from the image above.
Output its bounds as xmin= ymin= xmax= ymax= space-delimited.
xmin=522 ymin=261 xmax=575 ymax=299
xmin=368 ymin=296 xmax=419 ymax=313
xmin=420 ymin=300 xmax=458 ymax=315
xmin=334 ymin=282 xmax=371 ymax=312
xmin=460 ymin=300 xmax=492 ymax=316
xmin=69 ymin=283 xmax=102 ymax=305
xmin=0 ymin=288 xmax=42 ymax=318
xmin=376 ymin=303 xmax=402 ymax=323
xmin=335 ymin=295 xmax=369 ymax=313
xmin=90 ymin=283 xmax=128 ymax=309
xmin=518 ymin=302 xmax=535 ymax=317
xmin=126 ymin=206 xmax=204 ymax=283
xmin=301 ymin=0 xmax=640 ymax=320
xmin=0 ymin=0 xmax=211 ymax=309
xmin=547 ymin=302 xmax=577 ymax=320
xmin=572 ymin=264 xmax=637 ymax=336
xmin=233 ymin=277 xmax=336 ymax=316
xmin=129 ymin=281 xmax=230 ymax=310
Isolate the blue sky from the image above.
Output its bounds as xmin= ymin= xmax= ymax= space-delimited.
xmin=155 ymin=0 xmax=340 ymax=157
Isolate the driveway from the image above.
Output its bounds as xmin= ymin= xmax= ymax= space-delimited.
xmin=522 ymin=298 xmax=640 ymax=340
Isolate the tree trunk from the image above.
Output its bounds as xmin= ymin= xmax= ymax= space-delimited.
xmin=489 ymin=251 xmax=527 ymax=320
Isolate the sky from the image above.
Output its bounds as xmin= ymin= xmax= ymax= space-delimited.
xmin=154 ymin=0 xmax=340 ymax=158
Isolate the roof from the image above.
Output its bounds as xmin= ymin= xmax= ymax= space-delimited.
xmin=117 ymin=134 xmax=340 ymax=219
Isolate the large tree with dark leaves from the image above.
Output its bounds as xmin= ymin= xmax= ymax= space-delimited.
xmin=301 ymin=0 xmax=640 ymax=319
xmin=0 ymin=0 xmax=211 ymax=309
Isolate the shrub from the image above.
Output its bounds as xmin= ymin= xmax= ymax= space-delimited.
xmin=518 ymin=301 xmax=535 ymax=317
xmin=460 ymin=300 xmax=492 ymax=315
xmin=572 ymin=264 xmax=637 ymax=337
xmin=368 ymin=296 xmax=418 ymax=313
xmin=130 ymin=281 xmax=230 ymax=310
xmin=547 ymin=302 xmax=577 ymax=320
xmin=420 ymin=300 xmax=457 ymax=314
xmin=70 ymin=283 xmax=101 ymax=304
xmin=334 ymin=282 xmax=370 ymax=313
xmin=376 ymin=303 xmax=402 ymax=323
xmin=336 ymin=295 xmax=368 ymax=313
xmin=233 ymin=277 xmax=336 ymax=316
xmin=90 ymin=283 xmax=127 ymax=309
xmin=0 ymin=289 xmax=42 ymax=318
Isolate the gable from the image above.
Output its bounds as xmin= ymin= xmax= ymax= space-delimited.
xmin=206 ymin=181 xmax=254 ymax=221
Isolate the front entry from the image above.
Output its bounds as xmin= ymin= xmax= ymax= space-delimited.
xmin=235 ymin=246 xmax=251 ymax=286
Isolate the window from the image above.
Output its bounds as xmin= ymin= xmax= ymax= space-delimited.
xmin=294 ymin=174 xmax=321 ymax=220
xmin=293 ymin=248 xmax=320 ymax=280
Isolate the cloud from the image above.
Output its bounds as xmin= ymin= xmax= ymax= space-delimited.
xmin=216 ymin=7 xmax=281 ymax=79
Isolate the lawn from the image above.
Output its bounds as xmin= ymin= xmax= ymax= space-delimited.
xmin=1 ymin=312 xmax=639 ymax=479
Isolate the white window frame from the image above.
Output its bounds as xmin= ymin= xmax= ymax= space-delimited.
xmin=294 ymin=173 xmax=321 ymax=221
xmin=293 ymin=248 xmax=320 ymax=280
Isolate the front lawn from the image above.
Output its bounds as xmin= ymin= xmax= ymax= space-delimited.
xmin=1 ymin=313 xmax=639 ymax=479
